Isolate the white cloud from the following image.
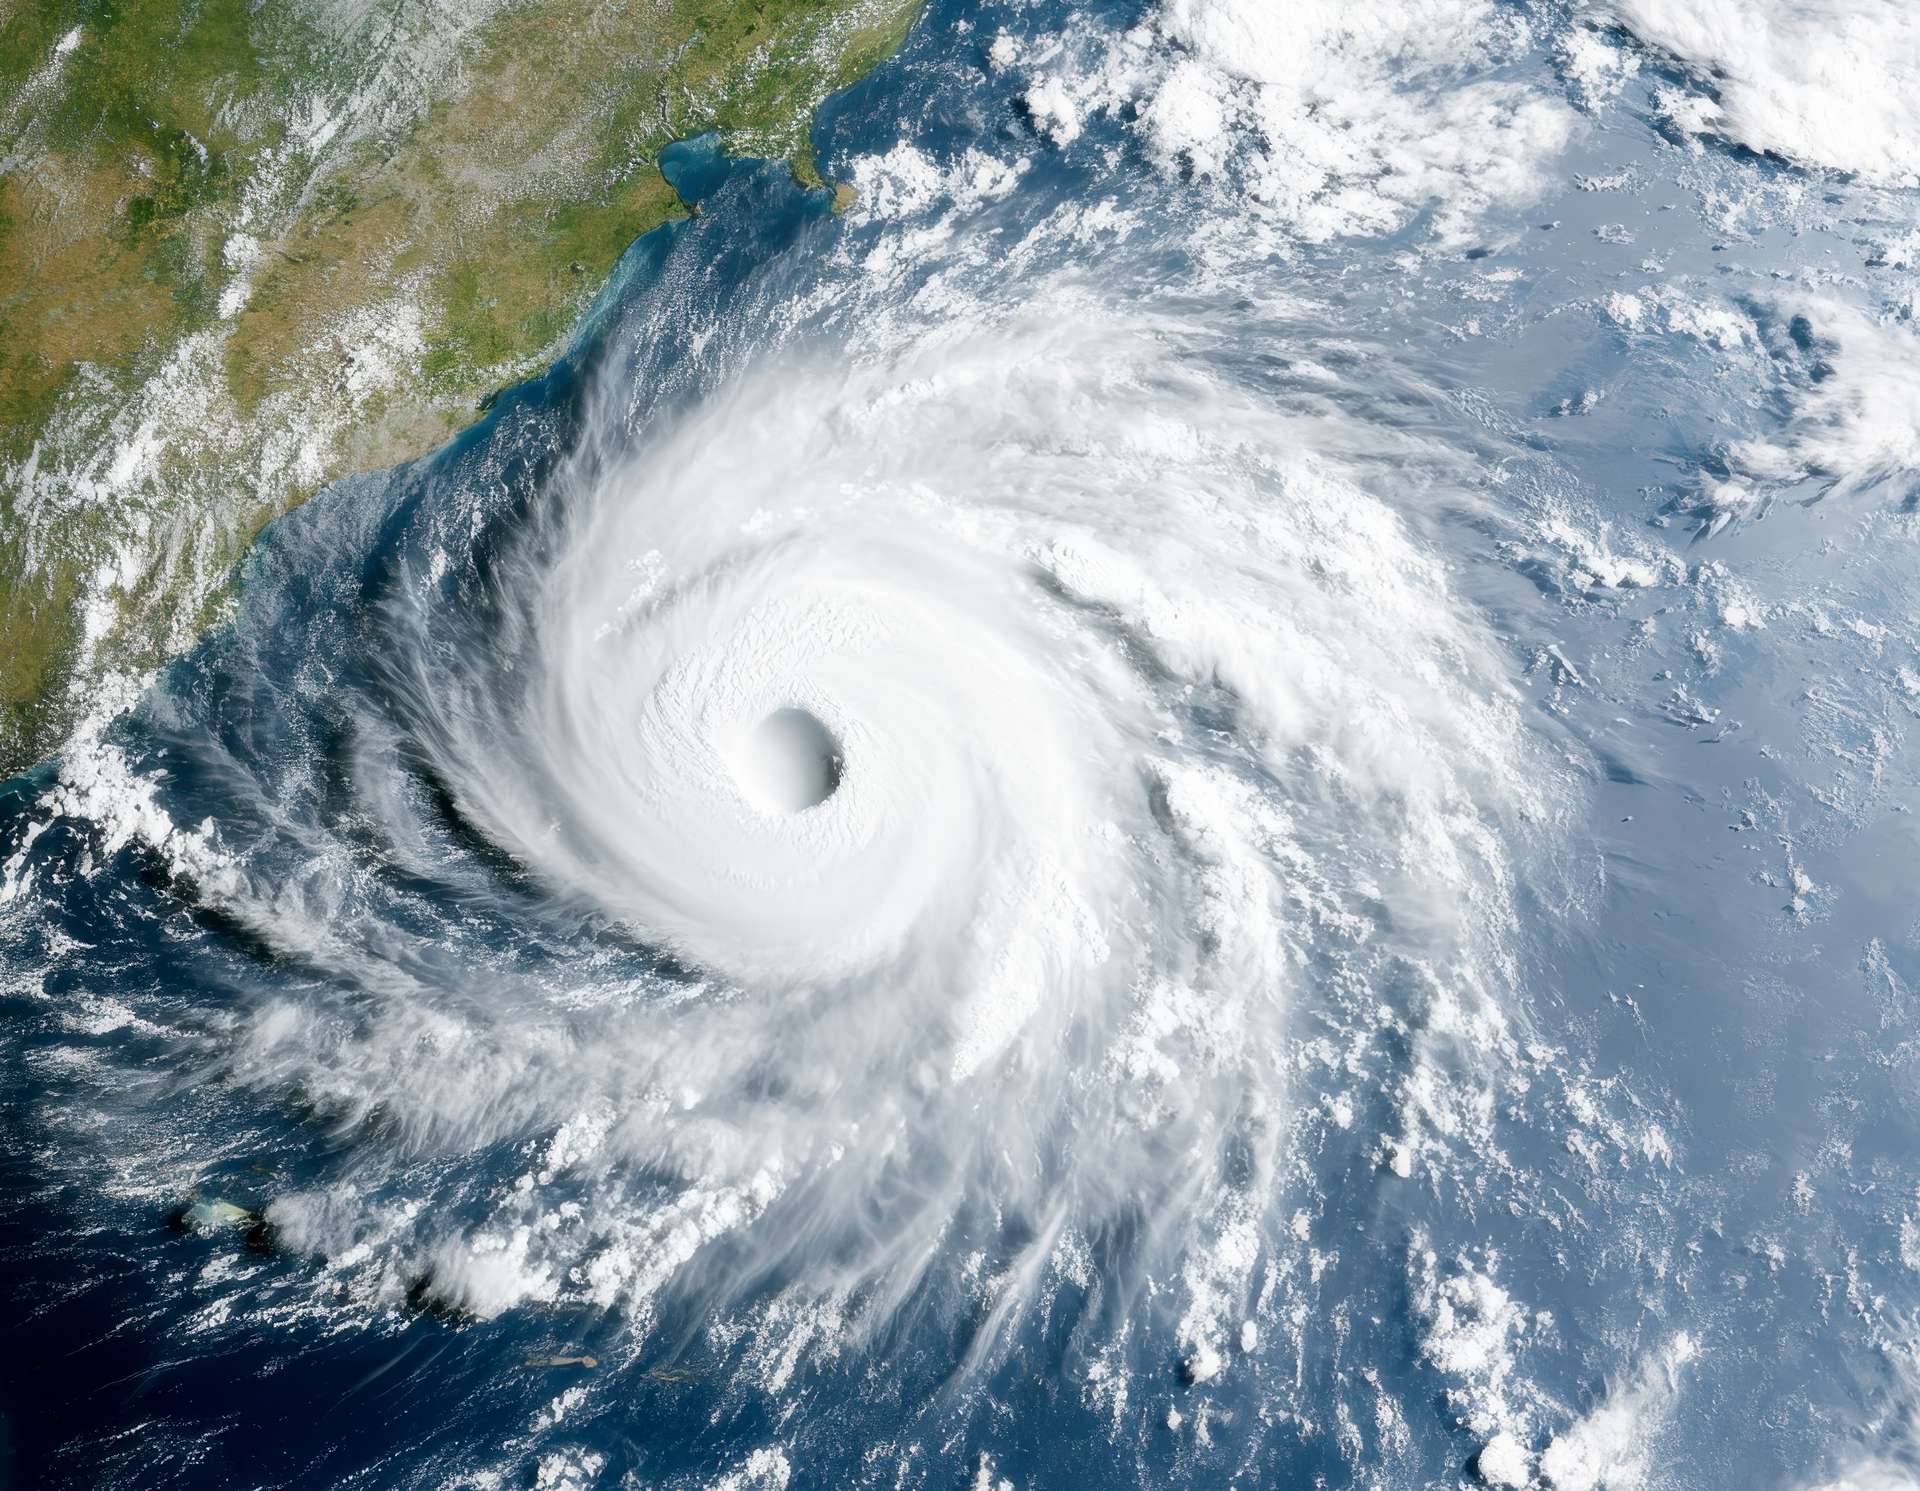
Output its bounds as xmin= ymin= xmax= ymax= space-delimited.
xmin=1599 ymin=0 xmax=1920 ymax=185
xmin=1028 ymin=0 xmax=1577 ymax=244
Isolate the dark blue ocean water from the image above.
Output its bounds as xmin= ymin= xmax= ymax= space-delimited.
xmin=5 ymin=3 xmax=1920 ymax=1488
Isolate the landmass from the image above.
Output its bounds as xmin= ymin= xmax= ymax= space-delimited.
xmin=0 ymin=0 xmax=917 ymax=777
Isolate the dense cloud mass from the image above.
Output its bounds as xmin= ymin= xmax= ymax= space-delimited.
xmin=1598 ymin=0 xmax=1920 ymax=184
xmin=4 ymin=0 xmax=1920 ymax=1487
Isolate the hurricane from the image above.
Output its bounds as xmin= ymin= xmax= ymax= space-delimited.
xmin=6 ymin=1 xmax=1920 ymax=1488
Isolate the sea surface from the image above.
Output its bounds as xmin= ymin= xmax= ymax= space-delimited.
xmin=5 ymin=3 xmax=1920 ymax=1488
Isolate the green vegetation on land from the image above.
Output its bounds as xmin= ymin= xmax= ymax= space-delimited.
xmin=0 ymin=0 xmax=918 ymax=775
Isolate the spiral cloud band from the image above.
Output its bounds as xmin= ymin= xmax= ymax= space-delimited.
xmin=239 ymin=288 xmax=1563 ymax=1366
xmin=11 ymin=0 xmax=1920 ymax=1482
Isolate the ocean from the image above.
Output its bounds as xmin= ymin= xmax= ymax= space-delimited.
xmin=4 ymin=2 xmax=1920 ymax=1488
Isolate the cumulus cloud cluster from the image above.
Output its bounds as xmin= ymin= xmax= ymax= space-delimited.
xmin=1598 ymin=0 xmax=1920 ymax=185
xmin=1005 ymin=0 xmax=1577 ymax=244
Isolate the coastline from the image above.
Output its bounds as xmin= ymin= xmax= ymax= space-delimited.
xmin=0 ymin=0 xmax=918 ymax=781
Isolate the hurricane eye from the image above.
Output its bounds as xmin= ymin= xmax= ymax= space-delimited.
xmin=735 ymin=707 xmax=842 ymax=814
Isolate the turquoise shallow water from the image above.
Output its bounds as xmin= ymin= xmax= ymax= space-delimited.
xmin=4 ymin=4 xmax=1920 ymax=1489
